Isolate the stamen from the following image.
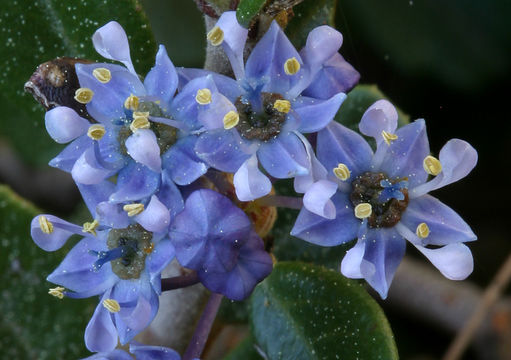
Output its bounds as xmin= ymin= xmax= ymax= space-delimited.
xmin=195 ymin=89 xmax=212 ymax=105
xmin=381 ymin=130 xmax=398 ymax=145
xmin=82 ymin=219 xmax=99 ymax=236
xmin=92 ymin=67 xmax=111 ymax=83
xmin=354 ymin=203 xmax=372 ymax=219
xmin=74 ymin=87 xmax=94 ymax=104
xmin=223 ymin=111 xmax=239 ymax=129
xmin=273 ymin=99 xmax=291 ymax=113
xmin=207 ymin=26 xmax=224 ymax=46
xmin=102 ymin=298 xmax=121 ymax=313
xmin=130 ymin=111 xmax=151 ymax=132
xmin=284 ymin=57 xmax=300 ymax=75
xmin=87 ymin=124 xmax=106 ymax=140
xmin=143 ymin=242 xmax=154 ymax=254
xmin=423 ymin=155 xmax=442 ymax=176
xmin=38 ymin=215 xmax=54 ymax=234
xmin=48 ymin=286 xmax=65 ymax=299
xmin=416 ymin=222 xmax=430 ymax=239
xmin=333 ymin=163 xmax=350 ymax=181
xmin=123 ymin=203 xmax=144 ymax=217
xmin=124 ymin=94 xmax=140 ymax=111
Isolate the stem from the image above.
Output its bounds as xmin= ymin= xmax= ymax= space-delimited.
xmin=257 ymin=194 xmax=303 ymax=210
xmin=443 ymin=252 xmax=511 ymax=360
xmin=182 ymin=292 xmax=224 ymax=360
xmin=161 ymin=272 xmax=200 ymax=292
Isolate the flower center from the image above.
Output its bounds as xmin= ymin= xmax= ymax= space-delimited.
xmin=350 ymin=172 xmax=409 ymax=228
xmin=92 ymin=224 xmax=153 ymax=280
xmin=234 ymin=92 xmax=287 ymax=141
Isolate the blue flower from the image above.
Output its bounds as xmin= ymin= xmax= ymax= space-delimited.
xmin=31 ymin=181 xmax=174 ymax=352
xmin=83 ymin=342 xmax=184 ymax=360
xmin=291 ymin=100 xmax=478 ymax=298
xmin=179 ymin=12 xmax=354 ymax=201
xmin=169 ymin=189 xmax=273 ymax=300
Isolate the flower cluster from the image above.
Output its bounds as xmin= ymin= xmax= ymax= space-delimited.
xmin=29 ymin=9 xmax=476 ymax=359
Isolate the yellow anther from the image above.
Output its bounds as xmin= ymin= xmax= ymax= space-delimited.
xmin=273 ymin=99 xmax=291 ymax=113
xmin=381 ymin=130 xmax=398 ymax=145
xmin=92 ymin=67 xmax=111 ymax=83
xmin=74 ymin=87 xmax=94 ymax=104
xmin=38 ymin=215 xmax=54 ymax=234
xmin=82 ymin=219 xmax=99 ymax=236
xmin=207 ymin=26 xmax=224 ymax=46
xmin=416 ymin=222 xmax=430 ymax=239
xmin=143 ymin=242 xmax=155 ymax=254
xmin=130 ymin=112 xmax=151 ymax=132
xmin=223 ymin=111 xmax=239 ymax=129
xmin=354 ymin=203 xmax=372 ymax=219
xmin=423 ymin=155 xmax=442 ymax=176
xmin=48 ymin=286 xmax=65 ymax=299
xmin=87 ymin=124 xmax=106 ymax=140
xmin=124 ymin=94 xmax=139 ymax=111
xmin=123 ymin=203 xmax=144 ymax=217
xmin=102 ymin=298 xmax=121 ymax=313
xmin=333 ymin=163 xmax=351 ymax=181
xmin=284 ymin=57 xmax=301 ymax=75
xmin=195 ymin=88 xmax=212 ymax=105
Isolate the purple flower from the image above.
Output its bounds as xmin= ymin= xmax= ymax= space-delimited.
xmin=31 ymin=182 xmax=174 ymax=352
xmin=169 ymin=189 xmax=273 ymax=300
xmin=180 ymin=12 xmax=355 ymax=201
xmin=291 ymin=100 xmax=478 ymax=298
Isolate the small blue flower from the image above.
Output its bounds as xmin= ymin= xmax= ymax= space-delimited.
xmin=179 ymin=12 xmax=355 ymax=201
xmin=169 ymin=189 xmax=273 ymax=300
xmin=291 ymin=100 xmax=478 ymax=298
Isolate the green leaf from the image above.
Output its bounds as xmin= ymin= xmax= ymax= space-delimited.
xmin=237 ymin=0 xmax=267 ymax=28
xmin=337 ymin=84 xmax=410 ymax=132
xmin=250 ymin=262 xmax=399 ymax=360
xmin=286 ymin=0 xmax=337 ymax=49
xmin=0 ymin=0 xmax=156 ymax=166
xmin=223 ymin=336 xmax=263 ymax=360
xmin=0 ymin=185 xmax=96 ymax=358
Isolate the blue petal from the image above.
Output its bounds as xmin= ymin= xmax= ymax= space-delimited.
xmin=199 ymin=231 xmax=273 ymax=301
xmin=401 ymin=194 xmax=477 ymax=246
xmin=257 ymin=132 xmax=308 ymax=178
xmin=47 ymin=234 xmax=117 ymax=296
xmin=233 ymin=155 xmax=272 ymax=201
xmin=75 ymin=63 xmax=145 ymax=122
xmin=72 ymin=147 xmax=117 ymax=185
xmin=125 ymin=129 xmax=161 ymax=173
xmin=31 ymin=215 xmax=82 ymax=251
xmin=378 ymin=119 xmax=430 ymax=188
xmin=49 ymin=136 xmax=92 ymax=172
xmin=96 ymin=202 xmax=130 ymax=229
xmin=162 ymin=136 xmax=208 ymax=186
xmin=195 ymin=128 xmax=252 ymax=173
xmin=92 ymin=21 xmax=135 ymax=73
xmin=147 ymin=238 xmax=175 ymax=280
xmin=77 ymin=181 xmax=116 ymax=218
xmin=83 ymin=349 xmax=132 ymax=360
xmin=45 ymin=107 xmax=89 ymax=143
xmin=85 ymin=292 xmax=118 ymax=353
xmin=144 ymin=45 xmax=178 ymax=103
xmin=359 ymin=100 xmax=398 ymax=148
xmin=129 ymin=344 xmax=181 ymax=360
xmin=157 ymin=173 xmax=184 ymax=218
xmin=109 ymin=162 xmax=160 ymax=203
xmin=302 ymin=179 xmax=337 ymax=219
xmin=293 ymin=93 xmax=346 ymax=133
xmin=291 ymin=192 xmax=359 ymax=246
xmin=177 ymin=67 xmax=242 ymax=102
xmin=301 ymin=25 xmax=343 ymax=70
xmin=214 ymin=11 xmax=248 ymax=80
xmin=135 ymin=195 xmax=170 ymax=233
xmin=317 ymin=121 xmax=373 ymax=179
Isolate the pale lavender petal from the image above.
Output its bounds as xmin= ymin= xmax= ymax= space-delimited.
xmin=359 ymin=100 xmax=398 ymax=144
xmin=93 ymin=21 xmax=135 ymax=73
xmin=317 ymin=121 xmax=373 ymax=179
xmin=116 ymin=294 xmax=153 ymax=344
xmin=45 ymin=107 xmax=89 ymax=143
xmin=177 ymin=67 xmax=241 ymax=102
xmin=31 ymin=215 xmax=82 ymax=251
xmin=303 ymin=179 xmax=337 ymax=219
xmin=125 ymin=129 xmax=161 ymax=173
xmin=215 ymin=11 xmax=248 ymax=80
xmin=109 ymin=162 xmax=160 ymax=203
xmin=257 ymin=133 xmax=309 ymax=178
xmin=135 ymin=195 xmax=170 ymax=233
xmin=129 ymin=344 xmax=181 ymax=360
xmin=301 ymin=25 xmax=343 ymax=69
xmin=400 ymin=194 xmax=476 ymax=246
xmin=83 ymin=349 xmax=132 ymax=360
xmin=72 ymin=148 xmax=116 ymax=185
xmin=77 ymin=181 xmax=116 ymax=218
xmin=85 ymin=292 xmax=118 ymax=353
xmin=411 ymin=139 xmax=478 ymax=197
xmin=413 ymin=243 xmax=473 ymax=280
xmin=96 ymin=202 xmax=130 ymax=229
xmin=294 ymin=92 xmax=346 ymax=133
xmin=291 ymin=192 xmax=359 ymax=246
xmin=198 ymin=93 xmax=237 ymax=130
xmin=162 ymin=137 xmax=208 ymax=185
xmin=293 ymin=133 xmax=328 ymax=194
xmin=144 ymin=45 xmax=178 ymax=103
xmin=340 ymin=239 xmax=365 ymax=278
xmin=49 ymin=136 xmax=92 ymax=172
xmin=233 ymin=155 xmax=272 ymax=201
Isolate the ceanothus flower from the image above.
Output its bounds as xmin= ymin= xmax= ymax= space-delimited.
xmin=291 ymin=100 xmax=478 ymax=298
xmin=169 ymin=189 xmax=273 ymax=300
xmin=179 ymin=12 xmax=357 ymax=201
xmin=46 ymin=21 xmax=209 ymax=204
xmin=30 ymin=181 xmax=174 ymax=352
